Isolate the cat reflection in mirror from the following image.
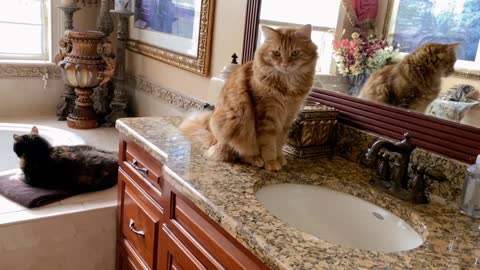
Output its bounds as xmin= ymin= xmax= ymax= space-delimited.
xmin=359 ymin=42 xmax=460 ymax=111
xmin=180 ymin=24 xmax=318 ymax=171
xmin=12 ymin=126 xmax=118 ymax=191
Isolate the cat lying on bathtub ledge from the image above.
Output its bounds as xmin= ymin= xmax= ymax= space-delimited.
xmin=11 ymin=126 xmax=117 ymax=191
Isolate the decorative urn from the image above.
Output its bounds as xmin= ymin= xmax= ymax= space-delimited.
xmin=55 ymin=30 xmax=115 ymax=129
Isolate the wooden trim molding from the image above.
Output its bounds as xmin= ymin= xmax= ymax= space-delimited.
xmin=241 ymin=0 xmax=480 ymax=164
xmin=308 ymin=89 xmax=480 ymax=164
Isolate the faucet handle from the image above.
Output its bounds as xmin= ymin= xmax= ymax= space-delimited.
xmin=425 ymin=168 xmax=447 ymax=182
xmin=409 ymin=165 xmax=447 ymax=203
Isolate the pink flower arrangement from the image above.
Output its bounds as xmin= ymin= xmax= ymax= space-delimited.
xmin=332 ymin=32 xmax=398 ymax=76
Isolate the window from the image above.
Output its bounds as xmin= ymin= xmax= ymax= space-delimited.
xmin=258 ymin=0 xmax=342 ymax=74
xmin=387 ymin=0 xmax=480 ymax=72
xmin=0 ymin=0 xmax=50 ymax=61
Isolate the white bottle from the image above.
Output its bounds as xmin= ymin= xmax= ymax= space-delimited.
xmin=459 ymin=155 xmax=480 ymax=217
xmin=207 ymin=54 xmax=240 ymax=104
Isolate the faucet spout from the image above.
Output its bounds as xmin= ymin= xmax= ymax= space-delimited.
xmin=366 ymin=133 xmax=417 ymax=190
xmin=366 ymin=140 xmax=396 ymax=162
xmin=366 ymin=133 xmax=416 ymax=162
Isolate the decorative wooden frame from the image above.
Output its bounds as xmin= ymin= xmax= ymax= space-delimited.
xmin=242 ymin=0 xmax=480 ymax=163
xmin=127 ymin=0 xmax=215 ymax=76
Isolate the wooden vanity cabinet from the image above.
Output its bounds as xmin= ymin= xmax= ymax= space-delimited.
xmin=116 ymin=137 xmax=269 ymax=270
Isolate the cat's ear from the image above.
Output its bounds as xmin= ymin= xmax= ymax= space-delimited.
xmin=30 ymin=126 xmax=39 ymax=136
xmin=448 ymin=42 xmax=461 ymax=49
xmin=13 ymin=134 xmax=21 ymax=142
xmin=261 ymin=25 xmax=279 ymax=40
xmin=295 ymin=24 xmax=312 ymax=40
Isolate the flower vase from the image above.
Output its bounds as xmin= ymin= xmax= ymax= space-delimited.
xmin=347 ymin=73 xmax=368 ymax=96
xmin=55 ymin=30 xmax=116 ymax=129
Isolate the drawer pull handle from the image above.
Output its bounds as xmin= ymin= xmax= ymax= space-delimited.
xmin=129 ymin=219 xmax=145 ymax=237
xmin=131 ymin=159 xmax=149 ymax=174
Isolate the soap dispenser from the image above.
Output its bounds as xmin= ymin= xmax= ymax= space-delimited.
xmin=207 ymin=53 xmax=240 ymax=104
xmin=459 ymin=155 xmax=480 ymax=217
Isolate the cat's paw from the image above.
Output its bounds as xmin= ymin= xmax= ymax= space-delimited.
xmin=243 ymin=155 xmax=264 ymax=168
xmin=264 ymin=160 xmax=282 ymax=171
xmin=277 ymin=153 xmax=287 ymax=166
xmin=205 ymin=145 xmax=223 ymax=160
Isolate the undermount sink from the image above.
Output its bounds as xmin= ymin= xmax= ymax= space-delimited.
xmin=255 ymin=183 xmax=423 ymax=252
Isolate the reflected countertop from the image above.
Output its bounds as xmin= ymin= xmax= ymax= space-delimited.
xmin=116 ymin=116 xmax=480 ymax=270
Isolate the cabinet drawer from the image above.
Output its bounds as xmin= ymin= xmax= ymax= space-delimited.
xmin=120 ymin=170 xmax=163 ymax=269
xmin=169 ymin=193 xmax=268 ymax=270
xmin=158 ymin=224 xmax=206 ymax=270
xmin=121 ymin=139 xmax=164 ymax=200
xmin=120 ymin=240 xmax=150 ymax=270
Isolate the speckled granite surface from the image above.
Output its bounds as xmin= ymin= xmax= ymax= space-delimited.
xmin=117 ymin=117 xmax=480 ymax=270
xmin=336 ymin=124 xmax=470 ymax=204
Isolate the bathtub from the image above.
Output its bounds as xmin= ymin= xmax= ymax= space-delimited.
xmin=0 ymin=123 xmax=116 ymax=269
xmin=0 ymin=123 xmax=85 ymax=174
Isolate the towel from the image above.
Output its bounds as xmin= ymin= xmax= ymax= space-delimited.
xmin=441 ymin=84 xmax=479 ymax=102
xmin=0 ymin=172 xmax=75 ymax=208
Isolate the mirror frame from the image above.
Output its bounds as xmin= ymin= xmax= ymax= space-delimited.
xmin=242 ymin=0 xmax=480 ymax=164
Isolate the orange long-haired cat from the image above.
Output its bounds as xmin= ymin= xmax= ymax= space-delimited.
xmin=180 ymin=24 xmax=318 ymax=171
xmin=358 ymin=42 xmax=459 ymax=111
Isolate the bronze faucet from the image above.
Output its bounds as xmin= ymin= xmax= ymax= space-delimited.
xmin=366 ymin=133 xmax=447 ymax=204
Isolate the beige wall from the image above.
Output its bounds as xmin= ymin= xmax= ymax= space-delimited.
xmin=126 ymin=0 xmax=248 ymax=102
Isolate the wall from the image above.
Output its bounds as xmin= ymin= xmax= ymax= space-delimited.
xmin=126 ymin=0 xmax=248 ymax=106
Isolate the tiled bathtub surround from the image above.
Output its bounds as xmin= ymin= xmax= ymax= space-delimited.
xmin=117 ymin=117 xmax=480 ymax=270
xmin=336 ymin=124 xmax=469 ymax=204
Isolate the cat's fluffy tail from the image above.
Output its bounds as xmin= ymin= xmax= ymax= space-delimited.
xmin=179 ymin=111 xmax=217 ymax=147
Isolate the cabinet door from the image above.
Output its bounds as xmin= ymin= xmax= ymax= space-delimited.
xmin=119 ymin=169 xmax=163 ymax=269
xmin=158 ymin=224 xmax=207 ymax=270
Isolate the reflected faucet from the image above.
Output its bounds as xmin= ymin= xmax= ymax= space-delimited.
xmin=366 ymin=133 xmax=446 ymax=203
xmin=366 ymin=133 xmax=416 ymax=190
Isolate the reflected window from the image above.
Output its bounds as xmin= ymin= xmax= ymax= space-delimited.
xmin=258 ymin=0 xmax=342 ymax=74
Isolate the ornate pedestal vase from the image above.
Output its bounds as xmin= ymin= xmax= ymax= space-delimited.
xmin=56 ymin=30 xmax=115 ymax=129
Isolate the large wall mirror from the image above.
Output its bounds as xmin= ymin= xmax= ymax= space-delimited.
xmin=242 ymin=0 xmax=480 ymax=163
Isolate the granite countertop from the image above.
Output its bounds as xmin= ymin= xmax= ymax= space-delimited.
xmin=116 ymin=117 xmax=480 ymax=270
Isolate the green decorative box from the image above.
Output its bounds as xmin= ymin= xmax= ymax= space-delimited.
xmin=284 ymin=102 xmax=338 ymax=157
